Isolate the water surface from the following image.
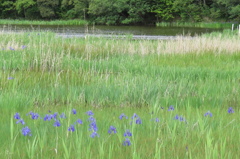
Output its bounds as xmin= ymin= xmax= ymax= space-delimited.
xmin=0 ymin=24 xmax=223 ymax=39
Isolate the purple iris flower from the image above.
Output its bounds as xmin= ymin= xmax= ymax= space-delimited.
xmin=8 ymin=77 xmax=14 ymax=80
xmin=53 ymin=120 xmax=61 ymax=127
xmin=135 ymin=118 xmax=142 ymax=124
xmin=90 ymin=131 xmax=99 ymax=138
xmin=60 ymin=113 xmax=66 ymax=118
xmin=68 ymin=125 xmax=75 ymax=132
xmin=119 ymin=113 xmax=128 ymax=120
xmin=124 ymin=130 xmax=132 ymax=137
xmin=22 ymin=126 xmax=31 ymax=136
xmin=204 ymin=111 xmax=213 ymax=117
xmin=16 ymin=119 xmax=25 ymax=125
xmin=131 ymin=113 xmax=139 ymax=119
xmin=22 ymin=45 xmax=27 ymax=49
xmin=89 ymin=122 xmax=98 ymax=132
xmin=76 ymin=119 xmax=83 ymax=124
xmin=14 ymin=113 xmax=20 ymax=120
xmin=44 ymin=114 xmax=53 ymax=121
xmin=72 ymin=109 xmax=77 ymax=115
xmin=228 ymin=107 xmax=234 ymax=113
xmin=108 ymin=126 xmax=117 ymax=134
xmin=86 ymin=110 xmax=94 ymax=116
xmin=168 ymin=105 xmax=174 ymax=111
xmin=123 ymin=138 xmax=131 ymax=146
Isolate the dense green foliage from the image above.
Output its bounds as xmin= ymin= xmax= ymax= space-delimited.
xmin=0 ymin=0 xmax=239 ymax=25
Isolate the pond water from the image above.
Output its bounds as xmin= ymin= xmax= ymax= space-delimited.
xmin=0 ymin=24 xmax=223 ymax=39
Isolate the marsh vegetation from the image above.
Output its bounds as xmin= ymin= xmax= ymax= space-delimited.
xmin=0 ymin=30 xmax=240 ymax=158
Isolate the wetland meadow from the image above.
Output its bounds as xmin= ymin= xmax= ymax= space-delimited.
xmin=0 ymin=25 xmax=240 ymax=158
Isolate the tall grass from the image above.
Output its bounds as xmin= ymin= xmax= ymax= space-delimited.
xmin=0 ymin=19 xmax=88 ymax=25
xmin=0 ymin=30 xmax=239 ymax=158
xmin=156 ymin=22 xmax=238 ymax=29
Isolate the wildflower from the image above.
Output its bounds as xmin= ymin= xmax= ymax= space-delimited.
xmin=174 ymin=115 xmax=186 ymax=122
xmin=123 ymin=138 xmax=131 ymax=146
xmin=119 ymin=113 xmax=128 ymax=120
xmin=8 ymin=77 xmax=14 ymax=80
xmin=22 ymin=45 xmax=27 ymax=49
xmin=135 ymin=118 xmax=142 ymax=124
xmin=9 ymin=47 xmax=15 ymax=51
xmin=72 ymin=109 xmax=77 ymax=115
xmin=44 ymin=114 xmax=53 ymax=121
xmin=155 ymin=118 xmax=160 ymax=122
xmin=228 ymin=107 xmax=234 ymax=113
xmin=68 ymin=125 xmax=75 ymax=132
xmin=14 ymin=113 xmax=20 ymax=120
xmin=86 ymin=110 xmax=94 ymax=116
xmin=90 ymin=131 xmax=99 ymax=138
xmin=16 ymin=119 xmax=25 ymax=125
xmin=89 ymin=121 xmax=98 ymax=132
xmin=131 ymin=113 xmax=139 ymax=119
xmin=22 ymin=126 xmax=31 ymax=136
xmin=76 ymin=119 xmax=83 ymax=124
xmin=88 ymin=116 xmax=96 ymax=123
xmin=108 ymin=126 xmax=117 ymax=134
xmin=124 ymin=130 xmax=132 ymax=137
xmin=168 ymin=105 xmax=174 ymax=111
xmin=174 ymin=115 xmax=179 ymax=120
xmin=53 ymin=120 xmax=61 ymax=127
xmin=27 ymin=112 xmax=39 ymax=120
xmin=204 ymin=111 xmax=212 ymax=117
xmin=60 ymin=113 xmax=66 ymax=118
xmin=179 ymin=116 xmax=185 ymax=122
xmin=52 ymin=112 xmax=58 ymax=119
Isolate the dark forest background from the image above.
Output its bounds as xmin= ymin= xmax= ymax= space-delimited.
xmin=0 ymin=0 xmax=239 ymax=25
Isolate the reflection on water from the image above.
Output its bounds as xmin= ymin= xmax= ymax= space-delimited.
xmin=0 ymin=24 xmax=223 ymax=39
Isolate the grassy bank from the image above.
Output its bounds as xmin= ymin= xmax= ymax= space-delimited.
xmin=0 ymin=19 xmax=88 ymax=26
xmin=156 ymin=22 xmax=239 ymax=29
xmin=0 ymin=30 xmax=240 ymax=158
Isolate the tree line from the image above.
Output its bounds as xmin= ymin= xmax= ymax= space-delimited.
xmin=0 ymin=0 xmax=239 ymax=25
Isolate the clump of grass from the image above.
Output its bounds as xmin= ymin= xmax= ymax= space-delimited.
xmin=156 ymin=22 xmax=237 ymax=29
xmin=0 ymin=19 xmax=88 ymax=26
